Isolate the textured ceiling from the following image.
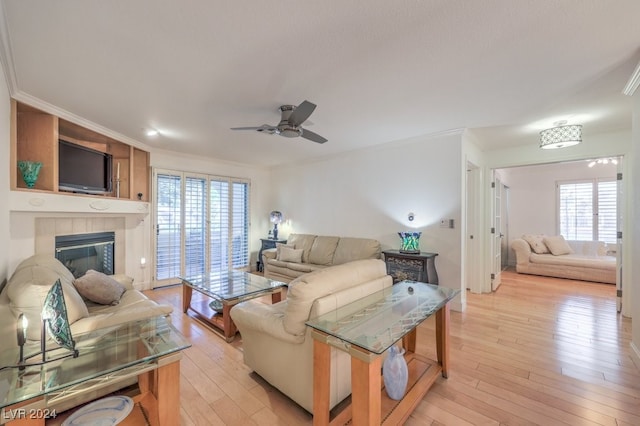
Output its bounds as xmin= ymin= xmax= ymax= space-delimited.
xmin=2 ymin=0 xmax=639 ymax=167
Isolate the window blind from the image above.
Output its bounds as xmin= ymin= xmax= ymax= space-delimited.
xmin=557 ymin=179 xmax=616 ymax=244
xmin=185 ymin=176 xmax=206 ymax=277
xmin=154 ymin=170 xmax=250 ymax=283
xmin=209 ymin=179 xmax=229 ymax=271
xmin=597 ymin=180 xmax=617 ymax=244
xmin=156 ymin=173 xmax=182 ymax=280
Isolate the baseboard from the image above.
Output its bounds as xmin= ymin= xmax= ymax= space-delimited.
xmin=631 ymin=341 xmax=640 ymax=371
xmin=134 ymin=281 xmax=151 ymax=291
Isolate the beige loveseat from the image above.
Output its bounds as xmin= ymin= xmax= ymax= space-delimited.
xmin=0 ymin=254 xmax=173 ymax=350
xmin=511 ymin=235 xmax=616 ymax=284
xmin=231 ymin=258 xmax=392 ymax=413
xmin=262 ymin=233 xmax=381 ymax=283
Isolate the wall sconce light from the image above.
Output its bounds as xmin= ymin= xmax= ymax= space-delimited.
xmin=539 ymin=121 xmax=582 ymax=149
xmin=270 ymin=211 xmax=283 ymax=239
xmin=140 ymin=257 xmax=146 ymax=268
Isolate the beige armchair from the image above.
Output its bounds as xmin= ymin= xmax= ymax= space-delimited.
xmin=230 ymin=259 xmax=392 ymax=413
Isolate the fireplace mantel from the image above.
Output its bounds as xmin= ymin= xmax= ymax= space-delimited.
xmin=9 ymin=190 xmax=149 ymax=215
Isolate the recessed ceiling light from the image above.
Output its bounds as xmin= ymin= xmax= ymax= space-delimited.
xmin=145 ymin=129 xmax=159 ymax=137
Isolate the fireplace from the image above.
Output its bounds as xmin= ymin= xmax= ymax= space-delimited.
xmin=55 ymin=232 xmax=115 ymax=278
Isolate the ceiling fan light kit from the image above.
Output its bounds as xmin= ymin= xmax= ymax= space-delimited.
xmin=231 ymin=100 xmax=328 ymax=144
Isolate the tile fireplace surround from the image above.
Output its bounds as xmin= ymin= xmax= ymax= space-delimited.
xmin=35 ymin=217 xmax=126 ymax=275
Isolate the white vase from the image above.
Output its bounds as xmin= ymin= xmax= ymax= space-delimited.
xmin=383 ymin=345 xmax=408 ymax=400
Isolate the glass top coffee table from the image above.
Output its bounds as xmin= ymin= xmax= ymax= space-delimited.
xmin=181 ymin=270 xmax=287 ymax=342
xmin=0 ymin=315 xmax=190 ymax=425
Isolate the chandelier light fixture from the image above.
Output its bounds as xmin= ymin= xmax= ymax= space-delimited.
xmin=588 ymin=157 xmax=618 ymax=168
xmin=539 ymin=121 xmax=582 ymax=149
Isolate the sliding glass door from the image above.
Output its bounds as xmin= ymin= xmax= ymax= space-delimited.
xmin=154 ymin=169 xmax=250 ymax=287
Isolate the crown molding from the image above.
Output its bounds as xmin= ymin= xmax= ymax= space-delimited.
xmin=623 ymin=59 xmax=640 ymax=96
xmin=0 ymin=2 xmax=18 ymax=96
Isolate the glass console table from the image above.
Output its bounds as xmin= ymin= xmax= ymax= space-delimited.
xmin=0 ymin=315 xmax=190 ymax=425
xmin=306 ymin=281 xmax=460 ymax=425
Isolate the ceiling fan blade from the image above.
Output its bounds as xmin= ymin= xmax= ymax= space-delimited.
xmin=301 ymin=128 xmax=327 ymax=144
xmin=288 ymin=100 xmax=316 ymax=126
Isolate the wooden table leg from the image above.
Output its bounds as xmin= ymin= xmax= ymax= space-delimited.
xmin=402 ymin=328 xmax=417 ymax=353
xmin=435 ymin=303 xmax=450 ymax=377
xmin=182 ymin=284 xmax=192 ymax=313
xmin=351 ymin=354 xmax=381 ymax=425
xmin=156 ymin=360 xmax=180 ymax=426
xmin=222 ymin=303 xmax=236 ymax=342
xmin=271 ymin=288 xmax=283 ymax=304
xmin=313 ymin=339 xmax=331 ymax=426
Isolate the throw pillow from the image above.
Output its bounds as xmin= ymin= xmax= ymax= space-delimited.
xmin=278 ymin=246 xmax=304 ymax=263
xmin=522 ymin=234 xmax=550 ymax=254
xmin=74 ymin=270 xmax=127 ymax=305
xmin=276 ymin=243 xmax=294 ymax=260
xmin=6 ymin=265 xmax=89 ymax=341
xmin=543 ymin=235 xmax=574 ymax=256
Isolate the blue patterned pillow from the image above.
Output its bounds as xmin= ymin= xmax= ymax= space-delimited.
xmin=42 ymin=279 xmax=76 ymax=351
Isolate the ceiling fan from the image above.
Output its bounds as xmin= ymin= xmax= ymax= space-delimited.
xmin=231 ymin=100 xmax=328 ymax=144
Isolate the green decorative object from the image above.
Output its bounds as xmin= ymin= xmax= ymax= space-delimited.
xmin=42 ymin=279 xmax=76 ymax=352
xmin=398 ymin=232 xmax=421 ymax=254
xmin=17 ymin=160 xmax=43 ymax=188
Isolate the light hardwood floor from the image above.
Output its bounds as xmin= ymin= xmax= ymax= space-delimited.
xmin=144 ymin=270 xmax=639 ymax=425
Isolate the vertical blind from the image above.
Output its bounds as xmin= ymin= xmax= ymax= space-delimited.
xmin=557 ymin=179 xmax=616 ymax=244
xmin=155 ymin=170 xmax=250 ymax=284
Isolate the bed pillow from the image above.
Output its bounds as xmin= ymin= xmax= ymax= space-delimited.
xmin=522 ymin=234 xmax=550 ymax=254
xmin=73 ymin=270 xmax=127 ymax=305
xmin=543 ymin=235 xmax=574 ymax=256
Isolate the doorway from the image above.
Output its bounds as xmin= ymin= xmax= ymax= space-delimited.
xmin=492 ymin=157 xmax=621 ymax=296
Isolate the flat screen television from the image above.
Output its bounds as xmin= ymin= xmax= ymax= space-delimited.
xmin=58 ymin=140 xmax=113 ymax=194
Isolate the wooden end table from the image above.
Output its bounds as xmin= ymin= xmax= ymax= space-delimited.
xmin=306 ymin=281 xmax=459 ymax=425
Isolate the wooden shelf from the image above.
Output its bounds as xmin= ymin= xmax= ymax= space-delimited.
xmin=11 ymin=100 xmax=150 ymax=202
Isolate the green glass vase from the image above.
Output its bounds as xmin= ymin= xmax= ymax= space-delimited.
xmin=398 ymin=232 xmax=421 ymax=254
xmin=17 ymin=160 xmax=43 ymax=188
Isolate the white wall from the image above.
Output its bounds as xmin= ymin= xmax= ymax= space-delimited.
xmin=270 ymin=132 xmax=465 ymax=311
xmin=499 ymin=160 xmax=618 ymax=265
xmin=0 ymin=65 xmax=9 ymax=287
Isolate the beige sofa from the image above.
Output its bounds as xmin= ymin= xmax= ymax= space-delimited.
xmin=511 ymin=236 xmax=616 ymax=284
xmin=262 ymin=233 xmax=381 ymax=283
xmin=0 ymin=254 xmax=173 ymax=350
xmin=230 ymin=258 xmax=392 ymax=413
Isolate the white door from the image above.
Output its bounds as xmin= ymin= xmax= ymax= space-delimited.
xmin=491 ymin=173 xmax=502 ymax=291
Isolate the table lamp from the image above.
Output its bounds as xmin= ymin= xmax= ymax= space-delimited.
xmin=270 ymin=211 xmax=283 ymax=239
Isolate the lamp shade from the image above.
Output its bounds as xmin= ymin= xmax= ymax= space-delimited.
xmin=270 ymin=210 xmax=283 ymax=224
xmin=539 ymin=124 xmax=582 ymax=149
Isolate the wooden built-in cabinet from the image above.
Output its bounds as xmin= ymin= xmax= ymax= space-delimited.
xmin=10 ymin=100 xmax=150 ymax=201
